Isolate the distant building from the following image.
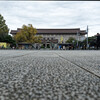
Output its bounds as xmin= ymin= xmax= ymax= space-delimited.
xmin=10 ymin=28 xmax=87 ymax=49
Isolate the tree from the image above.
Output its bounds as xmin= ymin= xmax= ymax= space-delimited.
xmin=5 ymin=35 xmax=16 ymax=44
xmin=0 ymin=14 xmax=9 ymax=40
xmin=14 ymin=24 xmax=42 ymax=43
xmin=82 ymin=36 xmax=97 ymax=47
xmin=66 ymin=37 xmax=77 ymax=44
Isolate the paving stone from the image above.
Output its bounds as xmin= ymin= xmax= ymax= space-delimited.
xmin=0 ymin=50 xmax=100 ymax=100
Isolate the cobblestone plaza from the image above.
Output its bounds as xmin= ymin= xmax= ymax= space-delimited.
xmin=0 ymin=50 xmax=100 ymax=100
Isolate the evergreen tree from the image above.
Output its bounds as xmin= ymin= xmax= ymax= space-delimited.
xmin=0 ymin=14 xmax=9 ymax=40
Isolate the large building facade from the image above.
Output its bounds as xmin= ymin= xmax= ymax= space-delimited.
xmin=10 ymin=28 xmax=87 ymax=49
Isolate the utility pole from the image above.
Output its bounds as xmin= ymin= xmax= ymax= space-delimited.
xmin=86 ymin=25 xmax=88 ymax=49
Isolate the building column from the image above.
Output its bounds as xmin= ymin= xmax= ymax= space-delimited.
xmin=45 ymin=43 xmax=47 ymax=48
xmin=50 ymin=43 xmax=52 ymax=49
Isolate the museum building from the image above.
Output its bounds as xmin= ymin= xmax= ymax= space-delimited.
xmin=10 ymin=28 xmax=87 ymax=49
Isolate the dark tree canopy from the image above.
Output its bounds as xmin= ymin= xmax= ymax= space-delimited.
xmin=66 ymin=37 xmax=77 ymax=43
xmin=0 ymin=14 xmax=9 ymax=39
xmin=82 ymin=36 xmax=97 ymax=46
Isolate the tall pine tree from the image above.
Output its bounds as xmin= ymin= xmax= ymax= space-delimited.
xmin=0 ymin=14 xmax=9 ymax=41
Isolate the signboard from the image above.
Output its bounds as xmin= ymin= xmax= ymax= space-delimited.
xmin=0 ymin=42 xmax=7 ymax=48
xmin=60 ymin=36 xmax=63 ymax=43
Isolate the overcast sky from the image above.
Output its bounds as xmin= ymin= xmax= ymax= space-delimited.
xmin=0 ymin=1 xmax=100 ymax=36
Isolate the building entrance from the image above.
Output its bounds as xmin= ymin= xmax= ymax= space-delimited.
xmin=47 ymin=44 xmax=50 ymax=48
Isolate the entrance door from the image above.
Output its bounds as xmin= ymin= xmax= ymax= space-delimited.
xmin=47 ymin=44 xmax=50 ymax=48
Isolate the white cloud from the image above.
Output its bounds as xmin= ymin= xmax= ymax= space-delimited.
xmin=0 ymin=1 xmax=100 ymax=36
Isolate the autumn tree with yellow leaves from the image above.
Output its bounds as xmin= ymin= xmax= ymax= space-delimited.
xmin=14 ymin=24 xmax=42 ymax=43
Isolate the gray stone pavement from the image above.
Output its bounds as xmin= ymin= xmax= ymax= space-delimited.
xmin=0 ymin=50 xmax=100 ymax=100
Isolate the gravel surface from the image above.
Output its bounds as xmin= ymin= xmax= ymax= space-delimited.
xmin=0 ymin=50 xmax=100 ymax=100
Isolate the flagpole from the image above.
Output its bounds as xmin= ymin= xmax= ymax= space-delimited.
xmin=87 ymin=25 xmax=88 ymax=49
xmin=77 ymin=31 xmax=79 ymax=49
